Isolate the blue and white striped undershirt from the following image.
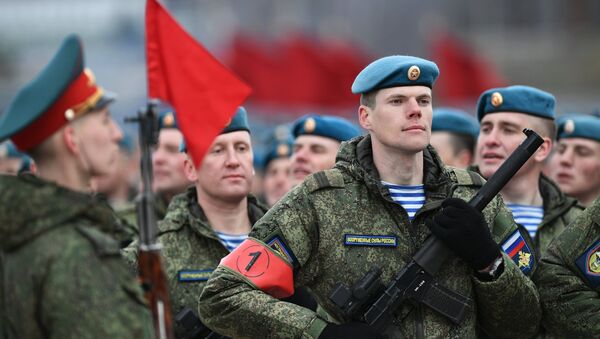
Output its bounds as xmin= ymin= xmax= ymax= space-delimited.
xmin=214 ymin=231 xmax=248 ymax=252
xmin=382 ymin=181 xmax=425 ymax=221
xmin=506 ymin=203 xmax=544 ymax=239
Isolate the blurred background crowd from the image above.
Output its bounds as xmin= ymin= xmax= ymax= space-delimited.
xmin=1 ymin=0 xmax=599 ymax=201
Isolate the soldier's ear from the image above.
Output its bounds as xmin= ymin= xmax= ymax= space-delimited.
xmin=62 ymin=125 xmax=80 ymax=155
xmin=358 ymin=105 xmax=372 ymax=131
xmin=183 ymin=156 xmax=198 ymax=181
xmin=534 ymin=137 xmax=553 ymax=163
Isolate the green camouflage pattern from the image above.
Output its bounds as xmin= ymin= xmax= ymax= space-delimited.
xmin=535 ymin=174 xmax=583 ymax=256
xmin=124 ymin=186 xmax=267 ymax=336
xmin=535 ymin=195 xmax=600 ymax=337
xmin=116 ymin=192 xmax=172 ymax=228
xmin=199 ymin=136 xmax=541 ymax=339
xmin=469 ymin=166 xmax=583 ymax=258
xmin=0 ymin=174 xmax=153 ymax=339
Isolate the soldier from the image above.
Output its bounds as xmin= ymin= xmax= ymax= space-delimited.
xmin=535 ymin=195 xmax=600 ymax=336
xmin=199 ymin=55 xmax=540 ymax=338
xmin=125 ymin=107 xmax=268 ymax=337
xmin=430 ymin=107 xmax=479 ymax=169
xmin=0 ymin=140 xmax=34 ymax=175
xmin=91 ymin=133 xmax=139 ymax=209
xmin=290 ymin=114 xmax=361 ymax=186
xmin=0 ymin=35 xmax=153 ymax=338
xmin=552 ymin=114 xmax=600 ymax=207
xmin=262 ymin=137 xmax=293 ymax=207
xmin=152 ymin=109 xmax=193 ymax=219
xmin=473 ymin=86 xmax=583 ymax=257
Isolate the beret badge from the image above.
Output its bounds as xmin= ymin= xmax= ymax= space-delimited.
xmin=408 ymin=65 xmax=421 ymax=81
xmin=491 ymin=92 xmax=503 ymax=107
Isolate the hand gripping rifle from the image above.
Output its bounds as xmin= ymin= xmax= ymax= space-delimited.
xmin=126 ymin=100 xmax=174 ymax=339
xmin=329 ymin=129 xmax=543 ymax=332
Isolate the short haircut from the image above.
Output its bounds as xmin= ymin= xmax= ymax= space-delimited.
xmin=530 ymin=116 xmax=557 ymax=140
xmin=360 ymin=90 xmax=378 ymax=109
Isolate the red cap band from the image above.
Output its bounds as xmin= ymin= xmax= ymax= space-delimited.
xmin=12 ymin=69 xmax=103 ymax=151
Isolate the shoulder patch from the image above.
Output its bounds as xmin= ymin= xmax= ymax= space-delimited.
xmin=575 ymin=237 xmax=600 ymax=289
xmin=305 ymin=169 xmax=345 ymax=193
xmin=501 ymin=230 xmax=534 ymax=275
xmin=75 ymin=224 xmax=121 ymax=256
xmin=450 ymin=168 xmax=486 ymax=187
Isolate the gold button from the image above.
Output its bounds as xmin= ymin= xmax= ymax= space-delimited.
xmin=64 ymin=109 xmax=76 ymax=120
xmin=277 ymin=144 xmax=289 ymax=157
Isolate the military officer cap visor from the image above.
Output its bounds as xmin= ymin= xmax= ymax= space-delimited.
xmin=557 ymin=114 xmax=600 ymax=142
xmin=0 ymin=34 xmax=115 ymax=152
xmin=477 ymin=85 xmax=555 ymax=122
xmin=351 ymin=55 xmax=440 ymax=94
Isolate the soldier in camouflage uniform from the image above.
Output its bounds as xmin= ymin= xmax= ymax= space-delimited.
xmin=199 ymin=56 xmax=540 ymax=338
xmin=535 ymin=195 xmax=600 ymax=336
xmin=125 ymin=107 xmax=268 ymax=337
xmin=472 ymin=86 xmax=583 ymax=258
xmin=0 ymin=35 xmax=153 ymax=338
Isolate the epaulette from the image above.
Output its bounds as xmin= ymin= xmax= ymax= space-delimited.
xmin=75 ymin=224 xmax=121 ymax=256
xmin=449 ymin=167 xmax=486 ymax=187
xmin=304 ymin=169 xmax=345 ymax=193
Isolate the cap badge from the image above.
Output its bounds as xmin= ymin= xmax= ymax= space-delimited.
xmin=277 ymin=144 xmax=289 ymax=157
xmin=408 ymin=65 xmax=420 ymax=81
xmin=564 ymin=119 xmax=575 ymax=135
xmin=163 ymin=112 xmax=175 ymax=127
xmin=304 ymin=118 xmax=316 ymax=133
xmin=491 ymin=92 xmax=503 ymax=107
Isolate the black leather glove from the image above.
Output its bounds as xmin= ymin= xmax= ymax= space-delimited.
xmin=425 ymin=198 xmax=500 ymax=271
xmin=319 ymin=322 xmax=383 ymax=339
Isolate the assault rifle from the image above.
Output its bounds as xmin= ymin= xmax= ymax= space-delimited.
xmin=330 ymin=129 xmax=543 ymax=332
xmin=126 ymin=100 xmax=174 ymax=339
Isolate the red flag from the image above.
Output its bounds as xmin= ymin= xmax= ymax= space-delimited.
xmin=145 ymin=0 xmax=252 ymax=166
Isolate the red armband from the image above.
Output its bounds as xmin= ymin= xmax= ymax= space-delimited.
xmin=220 ymin=238 xmax=294 ymax=298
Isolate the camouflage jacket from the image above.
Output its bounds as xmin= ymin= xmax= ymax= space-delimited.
xmin=199 ymin=136 xmax=541 ymax=339
xmin=535 ymin=195 xmax=600 ymax=337
xmin=124 ymin=186 xmax=267 ymax=336
xmin=535 ymin=174 xmax=583 ymax=257
xmin=0 ymin=174 xmax=153 ymax=339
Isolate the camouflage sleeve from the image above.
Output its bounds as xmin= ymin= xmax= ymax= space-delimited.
xmin=199 ymin=186 xmax=329 ymax=339
xmin=535 ymin=215 xmax=600 ymax=337
xmin=40 ymin=225 xmax=154 ymax=338
xmin=472 ymin=198 xmax=541 ymax=338
xmin=472 ymin=251 xmax=541 ymax=338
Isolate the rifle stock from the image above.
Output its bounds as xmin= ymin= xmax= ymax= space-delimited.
xmin=127 ymin=100 xmax=174 ymax=339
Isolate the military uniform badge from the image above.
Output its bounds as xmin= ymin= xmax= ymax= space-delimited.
xmin=575 ymin=239 xmax=600 ymax=288
xmin=501 ymin=230 xmax=533 ymax=275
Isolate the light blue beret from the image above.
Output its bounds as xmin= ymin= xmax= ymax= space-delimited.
xmin=158 ymin=110 xmax=179 ymax=130
xmin=477 ymin=85 xmax=555 ymax=121
xmin=180 ymin=106 xmax=250 ymax=152
xmin=262 ymin=138 xmax=293 ymax=169
xmin=557 ymin=114 xmax=600 ymax=142
xmin=292 ymin=114 xmax=361 ymax=142
xmin=351 ymin=55 xmax=440 ymax=94
xmin=432 ymin=108 xmax=479 ymax=138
